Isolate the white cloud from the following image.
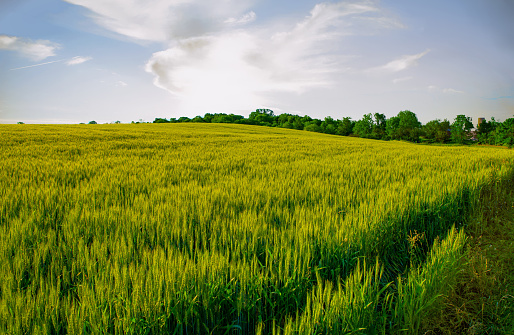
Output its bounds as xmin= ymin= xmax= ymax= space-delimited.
xmin=143 ymin=1 xmax=402 ymax=114
xmin=428 ymin=85 xmax=465 ymax=94
xmin=371 ymin=50 xmax=430 ymax=73
xmin=224 ymin=11 xmax=256 ymax=25
xmin=443 ymin=88 xmax=464 ymax=94
xmin=63 ymin=0 xmax=255 ymax=42
xmin=64 ymin=0 xmax=404 ymax=115
xmin=392 ymin=76 xmax=413 ymax=84
xmin=0 ymin=35 xmax=59 ymax=61
xmin=115 ymin=81 xmax=128 ymax=87
xmin=66 ymin=56 xmax=92 ymax=65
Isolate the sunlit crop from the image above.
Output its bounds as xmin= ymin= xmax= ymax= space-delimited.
xmin=1 ymin=123 xmax=512 ymax=334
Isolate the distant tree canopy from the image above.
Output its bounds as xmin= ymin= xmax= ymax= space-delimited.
xmin=353 ymin=113 xmax=373 ymax=138
xmin=451 ymin=115 xmax=474 ymax=144
xmin=387 ymin=110 xmax=422 ymax=142
xmin=424 ymin=119 xmax=451 ymax=143
xmin=152 ymin=110 xmax=514 ymax=147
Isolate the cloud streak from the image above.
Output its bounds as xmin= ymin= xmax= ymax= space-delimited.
xmin=370 ymin=50 xmax=430 ymax=73
xmin=9 ymin=59 xmax=65 ymax=71
xmin=428 ymin=85 xmax=465 ymax=94
xmin=9 ymin=56 xmax=92 ymax=71
xmin=66 ymin=56 xmax=92 ymax=65
xmin=0 ymin=35 xmax=59 ymax=61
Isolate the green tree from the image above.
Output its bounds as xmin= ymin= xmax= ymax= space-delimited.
xmin=153 ymin=118 xmax=170 ymax=123
xmin=292 ymin=116 xmax=304 ymax=130
xmin=398 ymin=110 xmax=422 ymax=142
xmin=211 ymin=114 xmax=232 ymax=123
xmin=203 ymin=113 xmax=214 ymax=123
xmin=491 ymin=118 xmax=514 ymax=147
xmin=88 ymin=120 xmax=97 ymax=124
xmin=249 ymin=109 xmax=274 ymax=126
xmin=476 ymin=118 xmax=497 ymax=144
xmin=386 ymin=116 xmax=400 ymax=140
xmin=276 ymin=113 xmax=292 ymax=127
xmin=321 ymin=116 xmax=337 ymax=134
xmin=191 ymin=116 xmax=205 ymax=122
xmin=451 ymin=115 xmax=473 ymax=144
xmin=336 ymin=117 xmax=355 ymax=136
xmin=304 ymin=119 xmax=322 ymax=133
xmin=386 ymin=111 xmax=422 ymax=142
xmin=354 ymin=113 xmax=374 ymax=138
xmin=230 ymin=114 xmax=245 ymax=124
xmin=423 ymin=119 xmax=451 ymax=143
xmin=371 ymin=113 xmax=387 ymax=139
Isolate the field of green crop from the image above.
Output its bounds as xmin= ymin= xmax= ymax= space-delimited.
xmin=1 ymin=123 xmax=513 ymax=334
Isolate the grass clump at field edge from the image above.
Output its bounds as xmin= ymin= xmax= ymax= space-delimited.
xmin=423 ymin=169 xmax=514 ymax=334
xmin=0 ymin=123 xmax=513 ymax=334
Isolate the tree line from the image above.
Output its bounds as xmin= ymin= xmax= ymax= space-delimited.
xmin=153 ymin=109 xmax=514 ymax=147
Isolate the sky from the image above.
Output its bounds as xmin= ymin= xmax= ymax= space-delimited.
xmin=0 ymin=0 xmax=513 ymax=124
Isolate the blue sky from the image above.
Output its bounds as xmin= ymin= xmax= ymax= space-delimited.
xmin=1 ymin=0 xmax=513 ymax=124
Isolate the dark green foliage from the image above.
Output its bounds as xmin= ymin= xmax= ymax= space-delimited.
xmin=451 ymin=115 xmax=473 ymax=144
xmin=423 ymin=119 xmax=451 ymax=143
xmin=88 ymin=120 xmax=97 ymax=124
xmin=192 ymin=115 xmax=205 ymax=122
xmin=321 ymin=116 xmax=337 ymax=134
xmin=386 ymin=116 xmax=400 ymax=140
xmin=249 ymin=109 xmax=275 ymax=126
xmin=387 ymin=110 xmax=422 ymax=142
xmin=371 ymin=113 xmax=387 ymax=140
xmin=178 ymin=116 xmax=191 ymax=123
xmin=492 ymin=118 xmax=514 ymax=148
xmin=304 ymin=122 xmax=322 ymax=133
xmin=149 ymin=109 xmax=513 ymax=147
xmin=476 ymin=117 xmax=497 ymax=144
xmin=336 ymin=117 xmax=355 ymax=136
xmin=354 ymin=113 xmax=374 ymax=138
xmin=153 ymin=118 xmax=171 ymax=123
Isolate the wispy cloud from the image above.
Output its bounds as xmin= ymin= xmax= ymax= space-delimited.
xmin=9 ymin=59 xmax=65 ymax=71
xmin=0 ymin=35 xmax=59 ymax=61
xmin=224 ymin=11 xmax=256 ymax=25
xmin=63 ymin=0 xmax=255 ymax=42
xmin=9 ymin=56 xmax=92 ymax=71
xmin=392 ymin=76 xmax=413 ymax=84
xmin=370 ymin=50 xmax=430 ymax=73
xmin=66 ymin=56 xmax=92 ymax=65
xmin=428 ymin=85 xmax=465 ymax=94
xmin=443 ymin=88 xmax=464 ymax=94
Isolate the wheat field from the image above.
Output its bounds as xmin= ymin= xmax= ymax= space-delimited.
xmin=1 ymin=123 xmax=512 ymax=334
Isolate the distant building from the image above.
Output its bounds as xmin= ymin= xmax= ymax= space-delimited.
xmin=477 ymin=117 xmax=486 ymax=129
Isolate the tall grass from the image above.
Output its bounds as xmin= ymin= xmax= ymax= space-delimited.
xmin=0 ymin=123 xmax=512 ymax=333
